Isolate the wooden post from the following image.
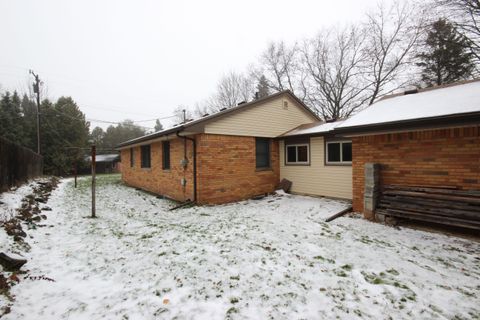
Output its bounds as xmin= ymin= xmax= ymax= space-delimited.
xmin=74 ymin=163 xmax=77 ymax=188
xmin=91 ymin=145 xmax=96 ymax=218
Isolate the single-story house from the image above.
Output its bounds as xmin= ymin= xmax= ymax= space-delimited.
xmin=85 ymin=154 xmax=121 ymax=174
xmin=116 ymin=91 xmax=323 ymax=204
xmin=117 ymin=80 xmax=479 ymax=228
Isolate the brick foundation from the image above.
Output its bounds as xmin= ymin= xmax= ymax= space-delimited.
xmin=352 ymin=126 xmax=480 ymax=216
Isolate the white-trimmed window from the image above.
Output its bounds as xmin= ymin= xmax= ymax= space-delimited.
xmin=326 ymin=141 xmax=352 ymax=164
xmin=286 ymin=144 xmax=309 ymax=165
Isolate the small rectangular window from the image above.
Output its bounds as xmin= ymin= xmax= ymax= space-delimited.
xmin=141 ymin=145 xmax=151 ymax=168
xmin=326 ymin=141 xmax=352 ymax=164
xmin=130 ymin=148 xmax=135 ymax=167
xmin=162 ymin=141 xmax=170 ymax=170
xmin=342 ymin=142 xmax=352 ymax=162
xmin=255 ymin=138 xmax=270 ymax=168
xmin=287 ymin=146 xmax=297 ymax=163
xmin=285 ymin=144 xmax=309 ymax=165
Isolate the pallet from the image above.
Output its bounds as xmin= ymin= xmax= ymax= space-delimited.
xmin=377 ymin=185 xmax=480 ymax=231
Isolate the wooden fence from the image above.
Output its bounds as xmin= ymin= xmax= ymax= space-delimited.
xmin=0 ymin=137 xmax=43 ymax=192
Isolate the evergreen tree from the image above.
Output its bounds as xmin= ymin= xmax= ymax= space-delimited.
xmin=20 ymin=94 xmax=38 ymax=151
xmin=40 ymin=97 xmax=90 ymax=175
xmin=101 ymin=120 xmax=146 ymax=150
xmin=417 ymin=18 xmax=475 ymax=86
xmin=256 ymin=75 xmax=270 ymax=99
xmin=154 ymin=119 xmax=164 ymax=132
xmin=0 ymin=91 xmax=25 ymax=144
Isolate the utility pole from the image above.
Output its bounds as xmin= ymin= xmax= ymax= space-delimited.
xmin=182 ymin=109 xmax=186 ymax=123
xmin=29 ymin=70 xmax=41 ymax=155
xmin=91 ymin=144 xmax=96 ymax=218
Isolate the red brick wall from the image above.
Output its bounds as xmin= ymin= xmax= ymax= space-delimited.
xmin=120 ymin=134 xmax=281 ymax=204
xmin=352 ymin=126 xmax=480 ymax=215
xmin=196 ymin=134 xmax=280 ymax=204
xmin=121 ymin=138 xmax=194 ymax=202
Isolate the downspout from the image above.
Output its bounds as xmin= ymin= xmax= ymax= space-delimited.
xmin=176 ymin=131 xmax=197 ymax=203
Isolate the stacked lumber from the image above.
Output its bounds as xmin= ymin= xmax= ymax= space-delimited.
xmin=376 ymin=185 xmax=480 ymax=230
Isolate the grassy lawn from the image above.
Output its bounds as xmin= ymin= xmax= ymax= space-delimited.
xmin=3 ymin=174 xmax=480 ymax=319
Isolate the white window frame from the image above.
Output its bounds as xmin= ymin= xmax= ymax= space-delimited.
xmin=285 ymin=143 xmax=310 ymax=165
xmin=326 ymin=141 xmax=352 ymax=165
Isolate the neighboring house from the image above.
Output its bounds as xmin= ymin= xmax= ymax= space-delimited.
xmin=116 ymin=91 xmax=320 ymax=204
xmin=334 ymin=79 xmax=480 ymax=220
xmin=86 ymin=154 xmax=121 ymax=174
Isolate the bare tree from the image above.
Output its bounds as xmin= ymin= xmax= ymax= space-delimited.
xmin=200 ymin=71 xmax=255 ymax=113
xmin=302 ymin=26 xmax=370 ymax=120
xmin=256 ymin=41 xmax=307 ymax=100
xmin=172 ymin=105 xmax=193 ymax=124
xmin=363 ymin=1 xmax=424 ymax=104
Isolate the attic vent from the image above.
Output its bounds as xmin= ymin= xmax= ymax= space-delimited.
xmin=237 ymin=101 xmax=247 ymax=106
xmin=283 ymin=101 xmax=289 ymax=110
xmin=404 ymin=89 xmax=418 ymax=95
xmin=219 ymin=107 xmax=227 ymax=111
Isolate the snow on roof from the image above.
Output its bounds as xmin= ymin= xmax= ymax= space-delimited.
xmin=337 ymin=80 xmax=480 ymax=129
xmin=281 ymin=120 xmax=345 ymax=137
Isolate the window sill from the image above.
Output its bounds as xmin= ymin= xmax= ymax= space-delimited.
xmin=256 ymin=167 xmax=273 ymax=172
xmin=325 ymin=162 xmax=352 ymax=167
xmin=285 ymin=163 xmax=310 ymax=166
xmin=141 ymin=167 xmax=151 ymax=171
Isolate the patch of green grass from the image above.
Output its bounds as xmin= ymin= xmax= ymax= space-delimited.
xmin=341 ymin=264 xmax=353 ymax=271
xmin=335 ymin=270 xmax=348 ymax=277
xmin=313 ymin=255 xmax=335 ymax=264
xmin=386 ymin=268 xmax=399 ymax=276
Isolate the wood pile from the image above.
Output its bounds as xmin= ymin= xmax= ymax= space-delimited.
xmin=376 ymin=185 xmax=480 ymax=230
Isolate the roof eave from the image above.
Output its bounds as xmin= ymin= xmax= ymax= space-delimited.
xmin=333 ymin=112 xmax=480 ymax=137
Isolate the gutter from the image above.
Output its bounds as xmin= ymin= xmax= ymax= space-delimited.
xmin=176 ymin=131 xmax=197 ymax=203
xmin=333 ymin=112 xmax=480 ymax=137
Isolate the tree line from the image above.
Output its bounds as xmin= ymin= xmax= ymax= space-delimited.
xmin=183 ymin=0 xmax=478 ymax=122
xmin=0 ymin=92 xmax=148 ymax=175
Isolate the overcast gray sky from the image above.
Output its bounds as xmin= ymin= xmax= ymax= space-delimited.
xmin=0 ymin=0 xmax=389 ymax=130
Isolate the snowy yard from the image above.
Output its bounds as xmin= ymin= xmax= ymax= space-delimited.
xmin=1 ymin=174 xmax=479 ymax=319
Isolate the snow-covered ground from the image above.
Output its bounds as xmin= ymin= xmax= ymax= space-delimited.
xmin=2 ymin=175 xmax=479 ymax=319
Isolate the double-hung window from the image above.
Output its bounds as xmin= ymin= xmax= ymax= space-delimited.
xmin=286 ymin=144 xmax=309 ymax=165
xmin=326 ymin=141 xmax=352 ymax=164
xmin=130 ymin=148 xmax=135 ymax=167
xmin=255 ymin=138 xmax=270 ymax=169
xmin=162 ymin=141 xmax=170 ymax=170
xmin=141 ymin=145 xmax=151 ymax=168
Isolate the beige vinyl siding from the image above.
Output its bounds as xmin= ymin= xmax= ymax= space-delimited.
xmin=204 ymin=96 xmax=316 ymax=137
xmin=280 ymin=137 xmax=352 ymax=199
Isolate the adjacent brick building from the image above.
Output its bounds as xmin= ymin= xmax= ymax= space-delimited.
xmin=351 ymin=126 xmax=480 ymax=217
xmin=335 ymin=79 xmax=480 ymax=220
